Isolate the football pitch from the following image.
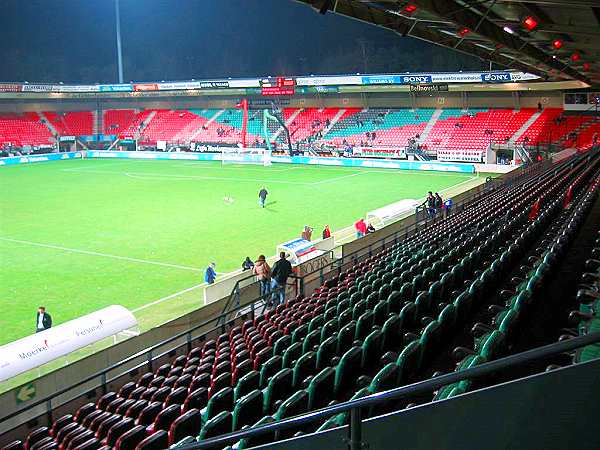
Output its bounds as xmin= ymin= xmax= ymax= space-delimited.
xmin=0 ymin=158 xmax=483 ymax=346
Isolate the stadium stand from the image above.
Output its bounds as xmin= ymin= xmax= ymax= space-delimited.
xmin=0 ymin=113 xmax=53 ymax=146
xmin=103 ymin=110 xmax=136 ymax=136
xmin=44 ymin=112 xmax=94 ymax=137
xmin=4 ymin=150 xmax=598 ymax=450
xmin=1 ymin=108 xmax=597 ymax=154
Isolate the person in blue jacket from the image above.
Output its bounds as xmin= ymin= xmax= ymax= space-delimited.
xmin=204 ymin=262 xmax=217 ymax=284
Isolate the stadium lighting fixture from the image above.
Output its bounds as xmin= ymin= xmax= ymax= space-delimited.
xmin=552 ymin=39 xmax=563 ymax=50
xmin=403 ymin=3 xmax=417 ymax=14
xmin=571 ymin=52 xmax=580 ymax=62
xmin=503 ymin=26 xmax=515 ymax=35
xmin=522 ymin=16 xmax=538 ymax=31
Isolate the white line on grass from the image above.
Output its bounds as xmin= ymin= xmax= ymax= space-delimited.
xmin=0 ymin=237 xmax=204 ymax=272
xmin=121 ymin=171 xmax=309 ymax=185
xmin=131 ymin=283 xmax=205 ymax=313
xmin=311 ymin=172 xmax=363 ymax=185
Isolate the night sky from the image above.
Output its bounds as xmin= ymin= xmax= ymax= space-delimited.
xmin=0 ymin=0 xmax=486 ymax=83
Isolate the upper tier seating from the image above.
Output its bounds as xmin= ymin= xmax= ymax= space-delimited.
xmin=0 ymin=113 xmax=53 ymax=146
xmin=8 ymin=151 xmax=599 ymax=450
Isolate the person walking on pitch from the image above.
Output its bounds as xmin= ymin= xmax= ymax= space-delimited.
xmin=258 ymin=187 xmax=268 ymax=208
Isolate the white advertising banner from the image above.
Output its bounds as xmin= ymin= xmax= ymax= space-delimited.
xmin=0 ymin=305 xmax=137 ymax=382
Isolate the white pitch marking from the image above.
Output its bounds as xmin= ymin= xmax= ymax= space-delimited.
xmin=62 ymin=168 xmax=311 ymax=185
xmin=0 ymin=237 xmax=204 ymax=272
xmin=311 ymin=172 xmax=363 ymax=185
xmin=131 ymin=283 xmax=205 ymax=312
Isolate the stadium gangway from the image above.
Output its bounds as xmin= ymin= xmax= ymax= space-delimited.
xmin=179 ymin=331 xmax=600 ymax=450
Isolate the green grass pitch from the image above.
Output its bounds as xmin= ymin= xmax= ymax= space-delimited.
xmin=0 ymin=158 xmax=481 ymax=346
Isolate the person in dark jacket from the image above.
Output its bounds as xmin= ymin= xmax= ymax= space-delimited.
xmin=322 ymin=225 xmax=331 ymax=239
xmin=434 ymin=193 xmax=443 ymax=214
xmin=242 ymin=257 xmax=254 ymax=271
xmin=270 ymin=252 xmax=293 ymax=306
xmin=258 ymin=187 xmax=268 ymax=208
xmin=36 ymin=306 xmax=52 ymax=332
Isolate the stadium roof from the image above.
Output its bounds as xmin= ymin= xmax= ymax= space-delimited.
xmin=294 ymin=0 xmax=599 ymax=86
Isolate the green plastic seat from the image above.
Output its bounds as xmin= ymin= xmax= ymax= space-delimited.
xmin=368 ymin=362 xmax=399 ymax=394
xmin=352 ymin=299 xmax=368 ymax=320
xmin=334 ymin=346 xmax=363 ymax=396
xmin=373 ymin=300 xmax=389 ymax=326
xmin=259 ymin=355 xmax=283 ymax=388
xmin=308 ymin=315 xmax=325 ymax=334
xmin=480 ymin=330 xmax=506 ymax=361
xmin=336 ymin=320 xmax=357 ymax=355
xmin=232 ymin=390 xmax=264 ymax=431
xmin=316 ymin=336 xmax=337 ymax=370
xmin=292 ymin=351 xmax=316 ymax=388
xmin=272 ymin=335 xmax=291 ymax=357
xmin=263 ymin=368 xmax=294 ymax=414
xmin=234 ymin=371 xmax=259 ymax=403
xmin=307 ymin=367 xmax=335 ymax=410
xmin=381 ymin=314 xmax=401 ymax=352
xmin=337 ymin=308 xmax=352 ymax=328
xmin=302 ymin=330 xmax=321 ymax=355
xmin=320 ymin=318 xmax=339 ymax=343
xmin=355 ymin=310 xmax=375 ymax=341
xmin=291 ymin=324 xmax=308 ymax=345
xmin=198 ymin=411 xmax=232 ymax=440
xmin=361 ymin=329 xmax=383 ymax=369
xmin=420 ymin=320 xmax=442 ymax=364
xmin=201 ymin=387 xmax=233 ymax=425
xmin=396 ymin=340 xmax=422 ymax=386
xmin=275 ymin=390 xmax=309 ymax=421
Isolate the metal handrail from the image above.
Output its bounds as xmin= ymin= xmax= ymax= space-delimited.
xmin=181 ymin=331 xmax=600 ymax=450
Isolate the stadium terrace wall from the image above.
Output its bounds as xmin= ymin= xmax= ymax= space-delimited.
xmin=84 ymin=150 xmax=477 ymax=174
xmin=0 ymin=89 xmax=564 ymax=113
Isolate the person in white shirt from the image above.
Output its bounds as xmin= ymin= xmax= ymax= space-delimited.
xmin=36 ymin=306 xmax=52 ymax=333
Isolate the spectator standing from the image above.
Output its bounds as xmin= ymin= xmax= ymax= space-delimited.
xmin=322 ymin=225 xmax=331 ymax=239
xmin=271 ymin=252 xmax=293 ymax=306
xmin=444 ymin=198 xmax=453 ymax=218
xmin=434 ymin=193 xmax=443 ymax=214
xmin=425 ymin=191 xmax=436 ymax=218
xmin=301 ymin=225 xmax=313 ymax=241
xmin=253 ymin=255 xmax=272 ymax=298
xmin=354 ymin=218 xmax=367 ymax=238
xmin=36 ymin=307 xmax=52 ymax=332
xmin=258 ymin=187 xmax=268 ymax=208
xmin=242 ymin=257 xmax=254 ymax=271
xmin=204 ymin=262 xmax=217 ymax=284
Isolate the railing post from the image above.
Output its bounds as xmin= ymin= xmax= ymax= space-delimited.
xmin=101 ymin=372 xmax=107 ymax=395
xmin=250 ymin=301 xmax=255 ymax=321
xmin=46 ymin=399 xmax=53 ymax=426
xmin=348 ymin=407 xmax=363 ymax=450
xmin=186 ymin=332 xmax=192 ymax=354
xmin=147 ymin=350 xmax=153 ymax=372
